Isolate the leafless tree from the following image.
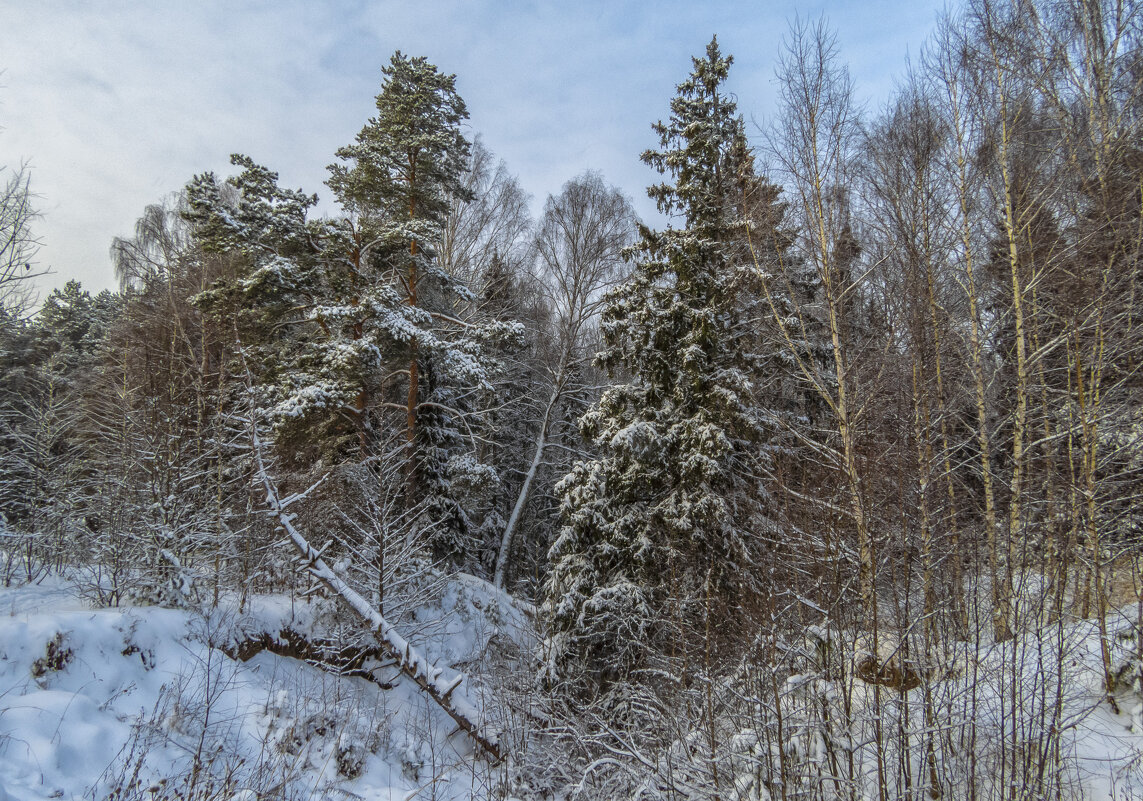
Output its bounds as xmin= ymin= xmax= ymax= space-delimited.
xmin=766 ymin=16 xmax=880 ymax=629
xmin=492 ymin=172 xmax=636 ymax=589
xmin=0 ymin=162 xmax=44 ymax=314
xmin=439 ymin=136 xmax=532 ymax=286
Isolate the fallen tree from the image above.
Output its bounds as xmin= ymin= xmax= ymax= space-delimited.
xmin=224 ymin=627 xmax=397 ymax=689
xmin=250 ymin=423 xmax=505 ymax=764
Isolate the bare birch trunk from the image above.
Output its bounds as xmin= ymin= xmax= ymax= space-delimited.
xmin=493 ymin=359 xmax=565 ymax=588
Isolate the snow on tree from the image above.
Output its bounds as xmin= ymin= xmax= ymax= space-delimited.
xmin=184 ymin=56 xmax=522 ymax=571
xmin=0 ymin=283 xmax=114 ymax=572
xmin=541 ymin=37 xmax=782 ymax=694
xmin=325 ymin=53 xmax=522 ymax=558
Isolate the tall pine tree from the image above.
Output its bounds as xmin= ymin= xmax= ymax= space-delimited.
xmin=323 ymin=53 xmax=513 ymax=559
xmin=187 ymin=55 xmax=516 ymax=565
xmin=326 ymin=52 xmax=476 ymax=481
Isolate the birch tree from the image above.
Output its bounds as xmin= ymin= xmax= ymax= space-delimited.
xmin=493 ymin=172 xmax=635 ymax=589
xmin=767 ymin=17 xmax=875 ymax=623
xmin=0 ymin=161 xmax=44 ymax=314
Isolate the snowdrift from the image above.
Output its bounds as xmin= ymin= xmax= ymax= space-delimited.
xmin=0 ymin=573 xmax=527 ymax=801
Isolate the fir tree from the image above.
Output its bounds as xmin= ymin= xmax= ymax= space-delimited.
xmin=542 ymin=38 xmax=777 ymax=693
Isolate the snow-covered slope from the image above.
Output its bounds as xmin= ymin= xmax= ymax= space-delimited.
xmin=5 ymin=571 xmax=1143 ymax=801
xmin=0 ymin=574 xmax=527 ymax=801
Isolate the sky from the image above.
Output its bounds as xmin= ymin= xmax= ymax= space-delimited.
xmin=1 ymin=0 xmax=950 ymax=300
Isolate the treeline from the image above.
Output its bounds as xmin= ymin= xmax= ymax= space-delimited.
xmin=1 ymin=0 xmax=1142 ymax=797
xmin=0 ymin=53 xmax=635 ymax=611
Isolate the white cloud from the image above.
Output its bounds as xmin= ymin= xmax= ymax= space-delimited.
xmin=0 ymin=0 xmax=946 ymax=299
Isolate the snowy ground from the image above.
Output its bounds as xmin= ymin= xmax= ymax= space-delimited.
xmin=0 ymin=574 xmax=526 ymax=801
xmin=3 ymin=571 xmax=1143 ymax=801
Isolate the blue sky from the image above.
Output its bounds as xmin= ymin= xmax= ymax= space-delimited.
xmin=1 ymin=0 xmax=949 ymax=297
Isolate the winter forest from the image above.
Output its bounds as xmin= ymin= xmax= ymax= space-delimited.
xmin=2 ymin=1 xmax=1143 ymax=799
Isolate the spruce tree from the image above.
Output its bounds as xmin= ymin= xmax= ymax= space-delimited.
xmin=542 ymin=38 xmax=775 ymax=693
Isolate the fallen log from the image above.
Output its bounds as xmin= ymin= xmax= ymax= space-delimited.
xmin=224 ymin=628 xmax=397 ymax=689
xmin=251 ymin=427 xmax=504 ymax=764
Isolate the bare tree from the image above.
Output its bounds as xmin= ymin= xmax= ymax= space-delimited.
xmin=0 ymin=162 xmax=44 ymax=314
xmin=767 ymin=16 xmax=875 ymax=623
xmin=492 ymin=172 xmax=635 ymax=589
xmin=439 ymin=136 xmax=532 ymax=285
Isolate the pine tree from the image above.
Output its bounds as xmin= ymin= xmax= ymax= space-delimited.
xmin=325 ymin=51 xmax=473 ymax=466
xmin=185 ymin=157 xmax=335 ymax=461
xmin=542 ymin=38 xmax=775 ymax=693
xmin=185 ymin=56 xmax=517 ymax=566
xmin=325 ymin=52 xmax=516 ymax=558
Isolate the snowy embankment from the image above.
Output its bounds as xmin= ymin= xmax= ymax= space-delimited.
xmin=5 ymin=570 xmax=1143 ymax=801
xmin=0 ymin=574 xmax=526 ymax=801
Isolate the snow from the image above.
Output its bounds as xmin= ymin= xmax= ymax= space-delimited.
xmin=0 ymin=573 xmax=523 ymax=801
xmin=3 ymin=569 xmax=1143 ymax=800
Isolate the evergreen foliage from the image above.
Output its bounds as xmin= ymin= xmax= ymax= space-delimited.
xmin=542 ymin=38 xmax=780 ymax=693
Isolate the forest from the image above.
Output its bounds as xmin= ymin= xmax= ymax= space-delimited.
xmin=1 ymin=0 xmax=1142 ymax=799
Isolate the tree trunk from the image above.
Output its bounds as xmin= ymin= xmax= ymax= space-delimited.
xmin=493 ymin=360 xmax=565 ymax=588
